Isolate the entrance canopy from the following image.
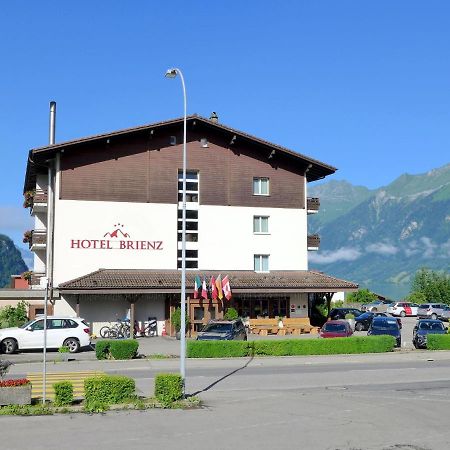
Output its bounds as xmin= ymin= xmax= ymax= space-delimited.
xmin=57 ymin=269 xmax=358 ymax=295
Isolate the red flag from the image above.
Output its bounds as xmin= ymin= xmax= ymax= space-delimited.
xmin=201 ymin=278 xmax=208 ymax=299
xmin=222 ymin=275 xmax=232 ymax=300
xmin=211 ymin=276 xmax=218 ymax=300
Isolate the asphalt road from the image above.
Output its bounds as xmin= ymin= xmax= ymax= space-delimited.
xmin=3 ymin=351 xmax=450 ymax=450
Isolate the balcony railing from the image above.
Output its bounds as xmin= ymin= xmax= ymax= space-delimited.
xmin=307 ymin=197 xmax=320 ymax=214
xmin=31 ymin=190 xmax=48 ymax=214
xmin=30 ymin=230 xmax=47 ymax=250
xmin=307 ymin=234 xmax=320 ymax=250
xmin=30 ymin=272 xmax=45 ymax=287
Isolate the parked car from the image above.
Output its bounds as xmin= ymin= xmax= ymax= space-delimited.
xmin=329 ymin=308 xmax=363 ymax=320
xmin=439 ymin=306 xmax=450 ymax=322
xmin=361 ymin=300 xmax=393 ymax=313
xmin=417 ymin=303 xmax=446 ymax=320
xmin=197 ymin=319 xmax=247 ymax=341
xmin=0 ymin=316 xmax=91 ymax=354
xmin=412 ymin=319 xmax=447 ymax=349
xmin=387 ymin=302 xmax=419 ymax=317
xmin=367 ymin=316 xmax=401 ymax=347
xmin=354 ymin=312 xmax=388 ymax=331
xmin=319 ymin=320 xmax=353 ymax=338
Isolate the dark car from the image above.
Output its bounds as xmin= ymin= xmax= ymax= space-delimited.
xmin=329 ymin=308 xmax=363 ymax=320
xmin=367 ymin=316 xmax=401 ymax=347
xmin=354 ymin=312 xmax=400 ymax=331
xmin=412 ymin=319 xmax=447 ymax=349
xmin=197 ymin=319 xmax=247 ymax=341
xmin=319 ymin=320 xmax=353 ymax=338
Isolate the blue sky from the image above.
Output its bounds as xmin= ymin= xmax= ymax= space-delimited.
xmin=1 ymin=1 xmax=450 ymax=254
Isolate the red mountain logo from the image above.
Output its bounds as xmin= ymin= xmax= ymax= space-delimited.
xmin=103 ymin=223 xmax=131 ymax=239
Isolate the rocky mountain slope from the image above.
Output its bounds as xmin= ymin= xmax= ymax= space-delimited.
xmin=0 ymin=234 xmax=28 ymax=288
xmin=308 ymin=164 xmax=450 ymax=299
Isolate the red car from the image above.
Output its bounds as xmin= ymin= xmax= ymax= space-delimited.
xmin=319 ymin=320 xmax=353 ymax=338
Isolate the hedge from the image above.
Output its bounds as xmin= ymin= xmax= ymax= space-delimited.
xmin=427 ymin=334 xmax=450 ymax=350
xmin=95 ymin=339 xmax=139 ymax=360
xmin=186 ymin=336 xmax=395 ymax=358
xmin=154 ymin=373 xmax=183 ymax=406
xmin=84 ymin=375 xmax=135 ymax=409
xmin=53 ymin=381 xmax=74 ymax=406
xmin=187 ymin=340 xmax=250 ymax=358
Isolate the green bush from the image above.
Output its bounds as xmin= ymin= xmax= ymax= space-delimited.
xmin=344 ymin=313 xmax=355 ymax=319
xmin=84 ymin=375 xmax=135 ymax=409
xmin=427 ymin=334 xmax=450 ymax=350
xmin=171 ymin=307 xmax=190 ymax=332
xmin=53 ymin=381 xmax=74 ymax=406
xmin=109 ymin=340 xmax=139 ymax=359
xmin=95 ymin=340 xmax=111 ymax=360
xmin=95 ymin=339 xmax=138 ymax=360
xmin=187 ymin=336 xmax=395 ymax=358
xmin=187 ymin=340 xmax=251 ymax=358
xmin=0 ymin=300 xmax=29 ymax=328
xmin=223 ymin=307 xmax=239 ymax=321
xmin=154 ymin=373 xmax=183 ymax=406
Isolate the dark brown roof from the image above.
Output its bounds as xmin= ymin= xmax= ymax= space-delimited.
xmin=25 ymin=115 xmax=336 ymax=192
xmin=57 ymin=269 xmax=358 ymax=294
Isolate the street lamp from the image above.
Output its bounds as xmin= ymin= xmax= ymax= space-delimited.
xmin=165 ymin=67 xmax=187 ymax=394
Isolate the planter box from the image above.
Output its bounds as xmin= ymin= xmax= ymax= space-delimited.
xmin=0 ymin=385 xmax=32 ymax=406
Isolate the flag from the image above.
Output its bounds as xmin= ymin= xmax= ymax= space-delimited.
xmin=222 ymin=275 xmax=232 ymax=300
xmin=216 ymin=274 xmax=223 ymax=300
xmin=201 ymin=278 xmax=208 ymax=299
xmin=210 ymin=276 xmax=218 ymax=300
xmin=194 ymin=275 xmax=201 ymax=299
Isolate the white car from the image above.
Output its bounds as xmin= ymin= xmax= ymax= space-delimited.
xmin=387 ymin=302 xmax=419 ymax=317
xmin=0 ymin=316 xmax=91 ymax=354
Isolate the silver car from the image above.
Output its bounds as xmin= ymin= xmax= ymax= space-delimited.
xmin=439 ymin=305 xmax=450 ymax=322
xmin=417 ymin=303 xmax=446 ymax=320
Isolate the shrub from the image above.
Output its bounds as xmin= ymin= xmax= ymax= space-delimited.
xmin=0 ymin=300 xmax=29 ymax=328
xmin=154 ymin=373 xmax=183 ymax=406
xmin=187 ymin=340 xmax=251 ymax=358
xmin=427 ymin=334 xmax=450 ymax=350
xmin=223 ymin=307 xmax=239 ymax=321
xmin=84 ymin=375 xmax=135 ymax=409
xmin=53 ymin=381 xmax=73 ymax=406
xmin=109 ymin=340 xmax=139 ymax=359
xmin=187 ymin=336 xmax=395 ymax=358
xmin=171 ymin=307 xmax=190 ymax=332
xmin=345 ymin=313 xmax=355 ymax=319
xmin=95 ymin=339 xmax=138 ymax=360
xmin=95 ymin=340 xmax=111 ymax=360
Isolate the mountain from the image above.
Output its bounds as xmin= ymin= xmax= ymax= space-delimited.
xmin=308 ymin=164 xmax=450 ymax=299
xmin=0 ymin=234 xmax=28 ymax=288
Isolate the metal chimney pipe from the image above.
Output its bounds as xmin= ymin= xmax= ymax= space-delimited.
xmin=49 ymin=101 xmax=56 ymax=145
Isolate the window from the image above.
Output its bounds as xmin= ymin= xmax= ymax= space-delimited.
xmin=253 ymin=216 xmax=269 ymax=233
xmin=254 ymin=254 xmax=269 ymax=272
xmin=253 ymin=177 xmax=269 ymax=195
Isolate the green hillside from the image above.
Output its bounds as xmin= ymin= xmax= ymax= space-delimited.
xmin=308 ymin=164 xmax=450 ymax=299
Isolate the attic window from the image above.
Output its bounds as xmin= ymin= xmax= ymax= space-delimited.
xmin=200 ymin=138 xmax=209 ymax=148
xmin=170 ymin=136 xmax=177 ymax=146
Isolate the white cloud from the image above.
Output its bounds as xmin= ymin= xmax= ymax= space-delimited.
xmin=366 ymin=242 xmax=399 ymax=256
xmin=420 ymin=236 xmax=436 ymax=258
xmin=0 ymin=206 xmax=33 ymax=232
xmin=309 ymin=247 xmax=362 ymax=264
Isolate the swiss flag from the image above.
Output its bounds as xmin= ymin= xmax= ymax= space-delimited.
xmin=222 ymin=275 xmax=232 ymax=300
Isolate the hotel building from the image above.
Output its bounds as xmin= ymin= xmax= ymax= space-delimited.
xmin=23 ymin=114 xmax=358 ymax=335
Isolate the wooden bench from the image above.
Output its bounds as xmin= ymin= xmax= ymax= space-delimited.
xmin=248 ymin=318 xmax=280 ymax=336
xmin=282 ymin=317 xmax=314 ymax=335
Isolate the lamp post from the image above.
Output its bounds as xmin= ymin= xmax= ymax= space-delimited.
xmin=165 ymin=67 xmax=187 ymax=393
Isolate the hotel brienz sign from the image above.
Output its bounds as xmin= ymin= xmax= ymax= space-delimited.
xmin=70 ymin=223 xmax=163 ymax=251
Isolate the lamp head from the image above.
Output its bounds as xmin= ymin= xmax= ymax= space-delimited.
xmin=165 ymin=68 xmax=178 ymax=78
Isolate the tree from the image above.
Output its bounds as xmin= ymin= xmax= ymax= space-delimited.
xmin=0 ymin=300 xmax=29 ymax=328
xmin=346 ymin=289 xmax=378 ymax=304
xmin=223 ymin=307 xmax=238 ymax=320
xmin=410 ymin=268 xmax=450 ymax=305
